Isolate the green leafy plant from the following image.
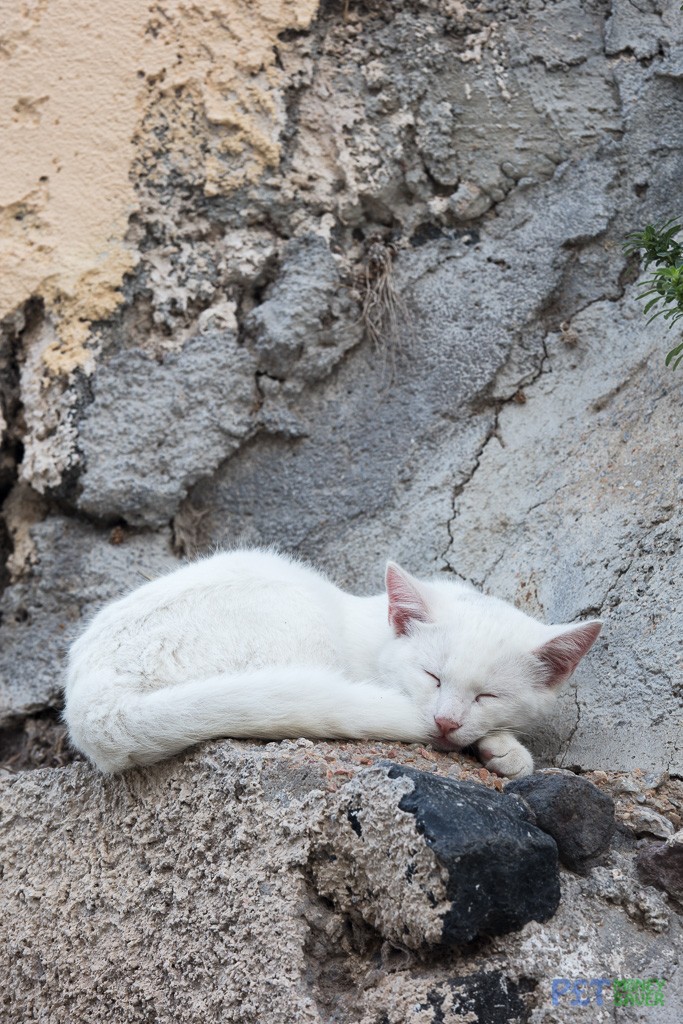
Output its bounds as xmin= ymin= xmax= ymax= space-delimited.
xmin=624 ymin=219 xmax=683 ymax=368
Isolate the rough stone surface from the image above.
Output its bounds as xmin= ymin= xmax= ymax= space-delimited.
xmin=311 ymin=763 xmax=560 ymax=949
xmin=3 ymin=2 xmax=683 ymax=1019
xmin=76 ymin=327 xmax=257 ymax=527
xmin=310 ymin=767 xmax=452 ymax=951
xmin=1 ymin=740 xmax=681 ymax=1024
xmin=638 ymin=832 xmax=683 ymax=906
xmin=506 ymin=771 xmax=616 ymax=873
xmin=244 ymin=235 xmax=363 ymax=386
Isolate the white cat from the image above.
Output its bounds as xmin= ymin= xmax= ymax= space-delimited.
xmin=64 ymin=548 xmax=601 ymax=777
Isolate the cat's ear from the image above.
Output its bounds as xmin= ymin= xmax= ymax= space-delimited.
xmin=385 ymin=562 xmax=432 ymax=637
xmin=533 ymin=620 xmax=602 ymax=688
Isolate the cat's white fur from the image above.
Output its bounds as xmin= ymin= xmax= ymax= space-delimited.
xmin=64 ymin=548 xmax=602 ymax=777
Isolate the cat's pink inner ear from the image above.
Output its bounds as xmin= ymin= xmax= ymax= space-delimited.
xmin=385 ymin=562 xmax=431 ymax=636
xmin=534 ymin=620 xmax=603 ymax=687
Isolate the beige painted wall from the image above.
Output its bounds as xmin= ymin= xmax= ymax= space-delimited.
xmin=0 ymin=0 xmax=318 ymax=373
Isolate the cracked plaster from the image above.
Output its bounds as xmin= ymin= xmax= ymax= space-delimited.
xmin=442 ymin=291 xmax=683 ymax=773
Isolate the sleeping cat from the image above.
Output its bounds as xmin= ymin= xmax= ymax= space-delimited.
xmin=64 ymin=548 xmax=601 ymax=777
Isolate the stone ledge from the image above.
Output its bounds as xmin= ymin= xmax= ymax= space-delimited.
xmin=1 ymin=739 xmax=679 ymax=1023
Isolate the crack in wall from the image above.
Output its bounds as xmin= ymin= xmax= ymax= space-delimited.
xmin=438 ymin=228 xmax=667 ymax=590
xmin=559 ymin=682 xmax=584 ymax=769
xmin=440 ymin=337 xmax=551 ymax=581
xmin=440 ymin=425 xmax=496 ymax=580
xmin=576 ymin=503 xmax=678 ymax=623
xmin=0 ymin=301 xmax=41 ymax=592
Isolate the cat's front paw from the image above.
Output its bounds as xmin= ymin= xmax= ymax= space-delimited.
xmin=477 ymin=733 xmax=534 ymax=779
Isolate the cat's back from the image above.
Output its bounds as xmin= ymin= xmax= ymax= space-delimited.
xmin=79 ymin=547 xmax=337 ymax=633
xmin=168 ymin=547 xmax=340 ymax=614
xmin=96 ymin=547 xmax=332 ymax=614
xmin=203 ymin=547 xmax=333 ymax=591
xmin=67 ymin=548 xmax=343 ymax=686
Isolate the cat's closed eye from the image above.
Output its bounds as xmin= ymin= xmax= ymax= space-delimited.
xmin=424 ymin=670 xmax=441 ymax=687
xmin=475 ymin=693 xmax=499 ymax=702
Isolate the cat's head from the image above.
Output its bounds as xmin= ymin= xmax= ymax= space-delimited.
xmin=377 ymin=562 xmax=602 ymax=750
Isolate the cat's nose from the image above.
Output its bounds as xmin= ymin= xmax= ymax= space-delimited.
xmin=434 ymin=715 xmax=461 ymax=735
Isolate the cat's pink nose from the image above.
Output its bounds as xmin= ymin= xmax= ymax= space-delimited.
xmin=434 ymin=715 xmax=461 ymax=736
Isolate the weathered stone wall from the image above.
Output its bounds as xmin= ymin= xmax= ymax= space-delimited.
xmin=2 ymin=741 xmax=681 ymax=1024
xmin=3 ymin=5 xmax=683 ymax=1021
xmin=1 ymin=0 xmax=682 ymax=774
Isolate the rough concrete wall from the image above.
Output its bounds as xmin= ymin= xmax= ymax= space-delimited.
xmin=0 ymin=0 xmax=682 ymax=777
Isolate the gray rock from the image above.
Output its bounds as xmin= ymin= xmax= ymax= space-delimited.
xmin=244 ymin=237 xmax=362 ymax=384
xmin=605 ymin=0 xmax=674 ymax=59
xmin=312 ymin=763 xmax=560 ymax=948
xmin=0 ymin=741 xmax=680 ymax=1024
xmin=448 ymin=181 xmax=492 ymax=221
xmin=505 ymin=772 xmax=615 ymax=873
xmin=584 ymin=858 xmax=671 ymax=934
xmin=644 ymin=771 xmax=670 ymax=791
xmin=626 ymin=808 xmax=676 ymax=841
xmin=77 ymin=328 xmax=257 ymax=527
xmin=638 ymin=833 xmax=683 ymax=905
xmin=615 ymin=777 xmax=642 ymax=796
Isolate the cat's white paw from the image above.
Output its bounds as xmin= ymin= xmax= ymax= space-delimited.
xmin=477 ymin=734 xmax=534 ymax=779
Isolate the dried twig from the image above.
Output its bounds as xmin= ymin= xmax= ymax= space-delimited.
xmin=360 ymin=239 xmax=413 ymax=385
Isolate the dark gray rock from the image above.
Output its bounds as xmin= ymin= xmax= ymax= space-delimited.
xmin=422 ymin=971 xmax=533 ymax=1024
xmin=386 ymin=764 xmax=560 ymax=944
xmin=243 ymin=235 xmax=362 ymax=384
xmin=637 ymin=836 xmax=683 ymax=905
xmin=310 ymin=764 xmax=560 ymax=950
xmin=505 ymin=772 xmax=615 ymax=873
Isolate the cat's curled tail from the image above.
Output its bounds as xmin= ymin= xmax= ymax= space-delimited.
xmin=64 ymin=668 xmax=427 ymax=774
